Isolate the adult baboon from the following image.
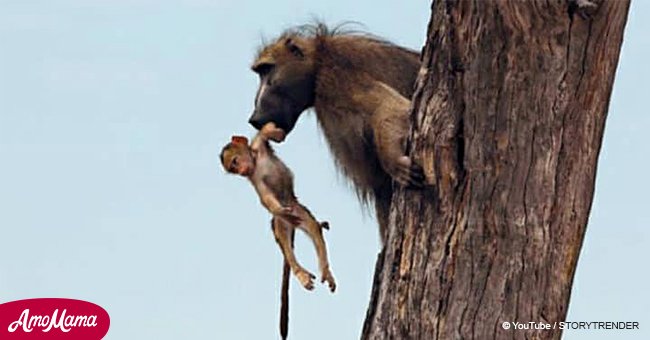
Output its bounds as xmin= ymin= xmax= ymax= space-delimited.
xmin=248 ymin=24 xmax=422 ymax=241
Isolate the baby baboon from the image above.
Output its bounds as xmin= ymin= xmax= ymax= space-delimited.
xmin=221 ymin=123 xmax=336 ymax=339
xmin=220 ymin=123 xmax=336 ymax=292
xmin=248 ymin=24 xmax=423 ymax=242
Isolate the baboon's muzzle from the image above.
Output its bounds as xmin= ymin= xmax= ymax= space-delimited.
xmin=248 ymin=109 xmax=298 ymax=136
xmin=248 ymin=111 xmax=266 ymax=130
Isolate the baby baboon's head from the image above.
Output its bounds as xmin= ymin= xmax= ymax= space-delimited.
xmin=220 ymin=136 xmax=254 ymax=177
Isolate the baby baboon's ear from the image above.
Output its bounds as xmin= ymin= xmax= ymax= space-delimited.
xmin=231 ymin=136 xmax=249 ymax=145
xmin=285 ymin=38 xmax=304 ymax=58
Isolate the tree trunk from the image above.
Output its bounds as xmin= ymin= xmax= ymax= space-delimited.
xmin=362 ymin=1 xmax=630 ymax=339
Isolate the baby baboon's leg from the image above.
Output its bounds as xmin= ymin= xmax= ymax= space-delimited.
xmin=272 ymin=217 xmax=315 ymax=291
xmin=294 ymin=204 xmax=336 ymax=292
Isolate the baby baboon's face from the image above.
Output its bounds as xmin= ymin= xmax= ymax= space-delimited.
xmin=223 ymin=147 xmax=254 ymax=176
xmin=248 ymin=37 xmax=315 ymax=136
xmin=220 ymin=137 xmax=255 ymax=177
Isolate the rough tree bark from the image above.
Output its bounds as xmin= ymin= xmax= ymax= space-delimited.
xmin=362 ymin=1 xmax=630 ymax=339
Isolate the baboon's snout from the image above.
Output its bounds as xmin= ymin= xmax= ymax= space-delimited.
xmin=248 ymin=111 xmax=266 ymax=130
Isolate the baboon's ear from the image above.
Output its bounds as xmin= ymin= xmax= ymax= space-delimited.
xmin=285 ymin=38 xmax=304 ymax=58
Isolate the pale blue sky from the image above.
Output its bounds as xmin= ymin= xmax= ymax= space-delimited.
xmin=0 ymin=1 xmax=647 ymax=339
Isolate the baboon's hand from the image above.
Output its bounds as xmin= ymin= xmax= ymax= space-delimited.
xmin=321 ymin=269 xmax=336 ymax=293
xmin=571 ymin=0 xmax=598 ymax=19
xmin=274 ymin=206 xmax=302 ymax=225
xmin=260 ymin=122 xmax=286 ymax=143
xmin=295 ymin=269 xmax=316 ymax=291
xmin=393 ymin=156 xmax=425 ymax=188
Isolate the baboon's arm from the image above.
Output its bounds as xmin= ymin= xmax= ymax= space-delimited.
xmin=359 ymin=81 xmax=424 ymax=187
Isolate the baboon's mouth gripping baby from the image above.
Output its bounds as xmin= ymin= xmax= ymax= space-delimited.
xmin=248 ymin=35 xmax=316 ymax=136
xmin=248 ymin=24 xmax=424 ymax=242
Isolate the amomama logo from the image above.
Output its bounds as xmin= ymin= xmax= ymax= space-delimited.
xmin=0 ymin=298 xmax=110 ymax=339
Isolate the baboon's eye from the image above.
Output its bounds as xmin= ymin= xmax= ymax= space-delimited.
xmin=285 ymin=38 xmax=304 ymax=58
xmin=252 ymin=63 xmax=275 ymax=77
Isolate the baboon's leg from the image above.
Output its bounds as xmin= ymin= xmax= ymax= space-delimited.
xmin=272 ymin=217 xmax=315 ymax=290
xmin=294 ymin=204 xmax=336 ymax=292
xmin=366 ymin=81 xmax=424 ymax=187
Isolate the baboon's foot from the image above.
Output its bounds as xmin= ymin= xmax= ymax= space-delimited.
xmin=321 ymin=268 xmax=337 ymax=293
xmin=295 ymin=269 xmax=316 ymax=291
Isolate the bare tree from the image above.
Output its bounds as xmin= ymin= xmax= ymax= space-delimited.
xmin=362 ymin=1 xmax=630 ymax=339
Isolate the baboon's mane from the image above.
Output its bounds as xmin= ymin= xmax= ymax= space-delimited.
xmin=256 ymin=22 xmax=410 ymax=57
xmin=279 ymin=22 xmax=384 ymax=41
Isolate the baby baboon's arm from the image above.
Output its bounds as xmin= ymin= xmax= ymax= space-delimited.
xmin=248 ymin=123 xmax=300 ymax=223
xmin=251 ymin=122 xmax=285 ymax=154
xmin=250 ymin=131 xmax=269 ymax=154
xmin=255 ymin=181 xmax=300 ymax=225
xmin=259 ymin=186 xmax=284 ymax=214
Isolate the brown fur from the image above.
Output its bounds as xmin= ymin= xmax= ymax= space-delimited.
xmin=249 ymin=24 xmax=422 ymax=241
